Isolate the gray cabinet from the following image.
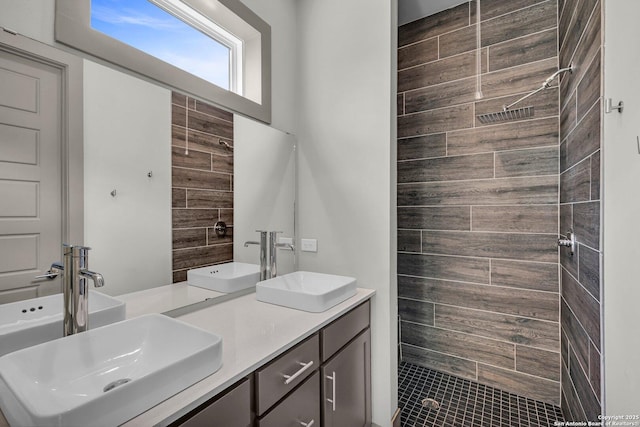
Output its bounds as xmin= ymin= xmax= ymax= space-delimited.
xmin=258 ymin=372 xmax=320 ymax=427
xmin=321 ymin=328 xmax=371 ymax=427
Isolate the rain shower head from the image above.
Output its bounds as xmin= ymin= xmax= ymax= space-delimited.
xmin=476 ymin=64 xmax=573 ymax=124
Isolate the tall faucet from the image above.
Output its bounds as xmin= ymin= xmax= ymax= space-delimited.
xmin=47 ymin=245 xmax=104 ymax=336
xmin=244 ymin=230 xmax=268 ymax=281
xmin=269 ymin=231 xmax=295 ymax=279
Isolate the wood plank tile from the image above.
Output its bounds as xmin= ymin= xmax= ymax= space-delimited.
xmin=569 ymin=346 xmax=601 ymax=419
xmin=398 ymin=274 xmax=559 ymax=321
xmin=400 ymin=343 xmax=477 ymax=381
xmin=577 ymin=54 xmax=601 ymax=120
xmin=516 ymin=345 xmax=561 ymax=381
xmin=172 ymin=228 xmax=206 ymax=250
xmin=472 ymin=205 xmax=558 ymax=233
xmin=564 ymin=101 xmax=600 ymax=172
xmin=397 ymin=93 xmax=404 ymax=116
xmin=172 ymin=167 xmax=231 ymax=191
xmin=591 ymin=151 xmax=600 ymax=200
xmin=560 ymin=90 xmax=577 ymax=142
xmin=573 ymin=201 xmax=600 ymax=250
xmin=478 ymin=364 xmax=560 ymax=405
xmin=435 ymin=304 xmax=560 ymax=351
xmin=207 ymin=225 xmax=233 ymax=245
xmin=398 ymin=298 xmax=434 ymax=325
xmin=421 ymin=230 xmax=558 ymax=262
xmin=173 ymin=270 xmax=187 ymax=283
xmin=172 ymin=188 xmax=186 ymax=208
xmin=172 ymin=244 xmax=233 ymax=270
xmin=560 ymin=300 xmax=591 ymax=374
xmin=495 ymin=147 xmax=559 ymax=178
xmin=488 ymin=29 xmax=557 ymax=72
xmin=398 ymin=229 xmax=421 ymax=253
xmin=480 ymin=0 xmax=548 ymax=21
xmin=589 ymin=343 xmax=601 ymax=401
xmin=172 ymin=146 xmax=211 ymax=171
xmin=562 ymin=363 xmax=588 ymax=421
xmin=399 ymin=3 xmax=469 ymax=47
xmin=402 ymin=321 xmax=515 ymax=369
xmin=187 ymin=109 xmax=234 ymax=140
xmin=211 ymin=153 xmax=233 ymax=174
xmin=491 ymin=259 xmax=558 ymax=292
xmin=404 ymin=77 xmax=476 ymax=113
xmin=481 ymin=0 xmax=557 ymax=47
xmin=398 ymin=153 xmax=494 ymax=183
xmin=398 ymin=176 xmax=558 ymax=206
xmin=398 ymin=51 xmax=476 ymax=92
xmin=186 ymin=189 xmax=233 ymax=209
xmin=172 ymin=104 xmax=186 ymax=127
xmin=578 ymin=244 xmax=600 ymax=301
xmin=482 ymin=58 xmax=558 ymax=100
xmin=559 ymin=0 xmax=598 ymax=74
xmin=560 ymin=12 xmax=600 ymax=104
xmin=560 ymin=158 xmax=590 ymax=203
xmin=398 ymin=37 xmax=438 ymax=70
xmin=194 ymin=99 xmax=233 ymax=122
xmin=398 ymin=254 xmax=490 ymax=284
xmin=562 ymin=268 xmax=600 ymax=348
xmin=560 ymin=248 xmax=579 ymax=295
xmin=447 ymin=117 xmax=558 ymax=156
xmin=439 ymin=24 xmax=476 ymax=59
xmin=398 ymin=206 xmax=471 ymax=231
xmin=172 ymin=209 xmax=218 ymax=228
xmin=171 ymin=91 xmax=187 ymax=107
xmin=398 ymin=104 xmax=474 ymax=138
xmin=475 ymin=87 xmax=559 ymax=128
xmin=397 ymin=133 xmax=446 ymax=160
xmin=558 ymin=0 xmax=578 ymax=49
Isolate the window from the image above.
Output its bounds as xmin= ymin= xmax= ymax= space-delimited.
xmin=56 ymin=0 xmax=271 ymax=123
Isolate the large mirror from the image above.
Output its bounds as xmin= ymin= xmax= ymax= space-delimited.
xmin=0 ymin=57 xmax=296 ymax=314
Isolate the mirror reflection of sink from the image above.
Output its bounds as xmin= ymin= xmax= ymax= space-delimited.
xmin=0 ymin=291 xmax=125 ymax=357
xmin=256 ymin=271 xmax=357 ymax=312
xmin=187 ymin=262 xmax=260 ymax=293
xmin=0 ymin=313 xmax=223 ymax=427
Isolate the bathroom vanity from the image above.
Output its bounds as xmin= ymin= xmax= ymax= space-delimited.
xmin=0 ymin=288 xmax=373 ymax=426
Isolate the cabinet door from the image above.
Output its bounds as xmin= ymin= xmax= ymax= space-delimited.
xmin=321 ymin=328 xmax=371 ymax=427
xmin=176 ymin=378 xmax=251 ymax=427
xmin=258 ymin=371 xmax=319 ymax=427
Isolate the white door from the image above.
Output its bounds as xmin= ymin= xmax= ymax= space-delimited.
xmin=0 ymin=48 xmax=63 ymax=303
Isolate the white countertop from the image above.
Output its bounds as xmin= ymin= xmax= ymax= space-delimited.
xmin=122 ymin=287 xmax=375 ymax=426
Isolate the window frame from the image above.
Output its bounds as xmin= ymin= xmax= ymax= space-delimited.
xmin=56 ymin=0 xmax=271 ymax=123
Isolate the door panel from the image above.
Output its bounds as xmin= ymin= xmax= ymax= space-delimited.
xmin=0 ymin=49 xmax=63 ymax=301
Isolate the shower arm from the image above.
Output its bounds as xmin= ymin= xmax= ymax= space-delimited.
xmin=503 ymin=65 xmax=574 ymax=111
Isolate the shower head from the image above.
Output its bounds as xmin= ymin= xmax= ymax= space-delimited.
xmin=476 ymin=64 xmax=573 ymax=124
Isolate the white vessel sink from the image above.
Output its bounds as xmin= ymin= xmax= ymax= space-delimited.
xmin=0 ymin=313 xmax=223 ymax=427
xmin=0 ymin=291 xmax=126 ymax=356
xmin=187 ymin=262 xmax=260 ymax=293
xmin=256 ymin=271 xmax=357 ymax=312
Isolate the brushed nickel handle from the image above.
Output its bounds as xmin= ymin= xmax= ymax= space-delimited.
xmin=299 ymin=420 xmax=315 ymax=427
xmin=34 ymin=270 xmax=60 ymax=280
xmin=283 ymin=360 xmax=314 ymax=385
xmin=326 ymin=371 xmax=336 ymax=411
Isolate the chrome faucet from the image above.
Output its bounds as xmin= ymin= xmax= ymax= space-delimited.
xmin=269 ymin=231 xmax=295 ymax=279
xmin=48 ymin=245 xmax=104 ymax=336
xmin=244 ymin=230 xmax=268 ymax=281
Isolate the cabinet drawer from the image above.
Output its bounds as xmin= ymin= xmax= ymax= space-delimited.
xmin=176 ymin=378 xmax=251 ymax=427
xmin=321 ymin=300 xmax=370 ymax=361
xmin=258 ymin=371 xmax=319 ymax=427
xmin=255 ymin=333 xmax=319 ymax=415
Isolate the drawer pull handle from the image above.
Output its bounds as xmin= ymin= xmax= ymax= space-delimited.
xmin=326 ymin=371 xmax=336 ymax=411
xmin=283 ymin=360 xmax=314 ymax=385
xmin=299 ymin=420 xmax=315 ymax=427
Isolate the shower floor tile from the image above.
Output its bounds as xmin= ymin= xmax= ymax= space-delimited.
xmin=398 ymin=361 xmax=565 ymax=427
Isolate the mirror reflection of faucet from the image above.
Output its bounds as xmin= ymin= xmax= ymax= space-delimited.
xmin=244 ymin=230 xmax=295 ymax=280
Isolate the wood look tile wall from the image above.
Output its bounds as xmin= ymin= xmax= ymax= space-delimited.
xmin=171 ymin=92 xmax=233 ymax=282
xmin=558 ymin=0 xmax=603 ymax=421
xmin=397 ymin=0 xmax=561 ymax=405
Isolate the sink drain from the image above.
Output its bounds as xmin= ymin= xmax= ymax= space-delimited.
xmin=103 ymin=378 xmax=131 ymax=392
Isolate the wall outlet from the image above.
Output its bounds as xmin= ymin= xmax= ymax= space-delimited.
xmin=301 ymin=238 xmax=318 ymax=252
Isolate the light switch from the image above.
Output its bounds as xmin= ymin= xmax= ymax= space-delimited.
xmin=301 ymin=238 xmax=317 ymax=252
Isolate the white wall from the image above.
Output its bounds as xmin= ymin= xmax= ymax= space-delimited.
xmin=83 ymin=60 xmax=172 ymax=295
xmin=295 ymin=0 xmax=398 ymax=425
xmin=603 ymin=0 xmax=640 ymax=415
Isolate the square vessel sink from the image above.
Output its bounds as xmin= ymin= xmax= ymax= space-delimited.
xmin=256 ymin=271 xmax=357 ymax=312
xmin=187 ymin=262 xmax=260 ymax=293
xmin=0 ymin=291 xmax=126 ymax=357
xmin=0 ymin=313 xmax=222 ymax=427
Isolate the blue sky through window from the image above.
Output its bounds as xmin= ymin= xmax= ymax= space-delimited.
xmin=91 ymin=0 xmax=230 ymax=89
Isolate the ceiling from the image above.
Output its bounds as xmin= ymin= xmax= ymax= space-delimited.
xmin=398 ymin=0 xmax=467 ymax=26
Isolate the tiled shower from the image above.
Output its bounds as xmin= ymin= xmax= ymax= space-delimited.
xmin=397 ymin=0 xmax=602 ymax=423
